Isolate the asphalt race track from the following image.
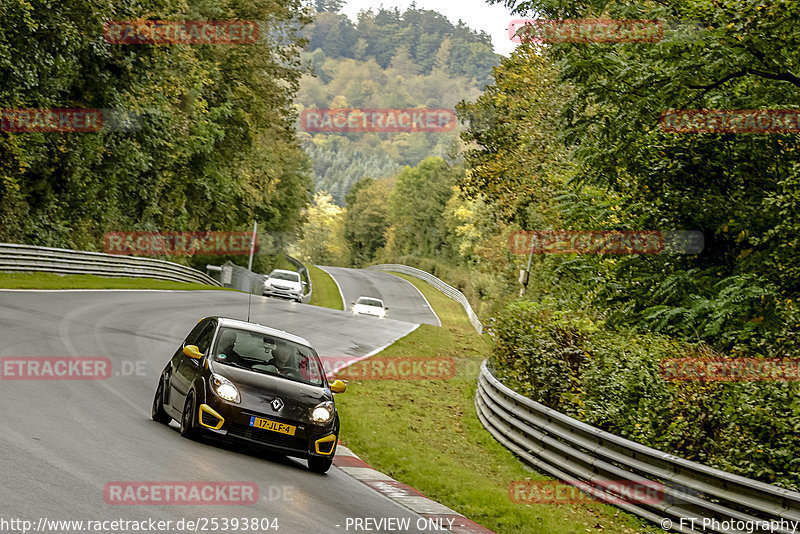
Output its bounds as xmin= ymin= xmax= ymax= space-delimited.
xmin=0 ymin=289 xmax=446 ymax=534
xmin=316 ymin=267 xmax=440 ymax=327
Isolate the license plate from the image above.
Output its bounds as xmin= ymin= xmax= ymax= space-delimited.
xmin=249 ymin=416 xmax=296 ymax=436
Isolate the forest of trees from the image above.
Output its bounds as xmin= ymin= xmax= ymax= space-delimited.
xmin=306 ymin=3 xmax=499 ymax=86
xmin=296 ymin=4 xmax=500 ymax=204
xmin=0 ymin=0 xmax=313 ymax=272
xmin=298 ymin=0 xmax=800 ymax=364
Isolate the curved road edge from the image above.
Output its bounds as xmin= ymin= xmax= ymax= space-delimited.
xmin=317 ymin=266 xmax=441 ymax=327
xmin=333 ymin=443 xmax=495 ymax=534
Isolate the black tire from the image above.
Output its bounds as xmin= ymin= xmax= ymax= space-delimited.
xmin=151 ymin=377 xmax=172 ymax=424
xmin=180 ymin=393 xmax=200 ymax=439
xmin=308 ymin=457 xmax=333 ymax=474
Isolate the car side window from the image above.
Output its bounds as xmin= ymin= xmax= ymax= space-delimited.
xmin=172 ymin=320 xmax=207 ymax=364
xmin=183 ymin=320 xmax=208 ymax=347
xmin=194 ymin=322 xmax=217 ymax=355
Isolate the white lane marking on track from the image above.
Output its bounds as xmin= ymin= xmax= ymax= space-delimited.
xmin=381 ymin=272 xmax=442 ymax=327
xmin=338 ymin=467 xmax=394 ymax=481
xmin=316 ymin=266 xmax=347 ymax=311
xmin=327 ymin=323 xmax=420 ymax=376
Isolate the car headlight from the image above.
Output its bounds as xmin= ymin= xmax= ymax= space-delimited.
xmin=311 ymin=401 xmax=334 ymax=424
xmin=211 ymin=373 xmax=240 ymax=403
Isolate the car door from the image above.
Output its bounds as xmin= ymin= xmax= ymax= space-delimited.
xmin=169 ymin=319 xmax=216 ymax=412
xmin=164 ymin=320 xmax=206 ymax=408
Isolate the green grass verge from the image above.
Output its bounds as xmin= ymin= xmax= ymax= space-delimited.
xmin=307 ymin=265 xmax=344 ymax=310
xmin=0 ymin=272 xmax=234 ymax=291
xmin=336 ymin=272 xmax=651 ymax=534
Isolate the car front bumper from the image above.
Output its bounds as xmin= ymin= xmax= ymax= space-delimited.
xmin=196 ymin=398 xmax=337 ymax=459
xmin=263 ymin=286 xmax=303 ymax=300
xmin=354 ymin=310 xmax=385 ymax=318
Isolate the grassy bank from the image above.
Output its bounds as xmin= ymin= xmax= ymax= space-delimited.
xmin=307 ymin=265 xmax=344 ymax=310
xmin=0 ymin=272 xmax=232 ymax=291
xmin=335 ymin=272 xmax=650 ymax=534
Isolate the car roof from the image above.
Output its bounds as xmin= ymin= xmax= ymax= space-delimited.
xmin=357 ymin=296 xmax=384 ymax=304
xmin=269 ymin=269 xmax=299 ymax=275
xmin=211 ymin=317 xmax=313 ymax=348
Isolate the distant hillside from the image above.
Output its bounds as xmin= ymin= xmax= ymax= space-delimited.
xmin=297 ymin=5 xmax=500 ymax=204
xmin=305 ymin=5 xmax=499 ymax=87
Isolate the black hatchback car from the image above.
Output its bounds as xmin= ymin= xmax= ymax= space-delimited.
xmin=152 ymin=317 xmax=346 ymax=473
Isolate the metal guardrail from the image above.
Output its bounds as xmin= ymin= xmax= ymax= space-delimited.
xmin=475 ymin=360 xmax=800 ymax=533
xmin=365 ymin=264 xmax=482 ymax=334
xmin=0 ymin=243 xmax=220 ymax=286
xmin=222 ymin=261 xmax=265 ymax=295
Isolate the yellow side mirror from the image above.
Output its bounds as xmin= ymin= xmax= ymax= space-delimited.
xmin=183 ymin=345 xmax=203 ymax=359
xmin=330 ymin=380 xmax=347 ymax=394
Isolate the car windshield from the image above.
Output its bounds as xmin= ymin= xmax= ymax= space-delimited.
xmin=357 ymin=297 xmax=383 ymax=307
xmin=212 ymin=327 xmax=325 ymax=386
xmin=270 ymin=271 xmax=300 ymax=282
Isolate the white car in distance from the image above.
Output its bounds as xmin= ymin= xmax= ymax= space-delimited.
xmin=351 ymin=296 xmax=388 ymax=319
xmin=263 ymin=269 xmax=306 ymax=302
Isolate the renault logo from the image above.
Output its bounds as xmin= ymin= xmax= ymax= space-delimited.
xmin=271 ymin=398 xmax=284 ymax=411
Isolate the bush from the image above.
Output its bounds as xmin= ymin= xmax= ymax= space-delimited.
xmin=489 ymin=300 xmax=800 ymax=490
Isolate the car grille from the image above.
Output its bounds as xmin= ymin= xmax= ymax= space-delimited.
xmin=202 ymin=410 xmax=220 ymax=428
xmin=227 ymin=424 xmax=306 ymax=450
xmin=316 ymin=438 xmax=335 ymax=454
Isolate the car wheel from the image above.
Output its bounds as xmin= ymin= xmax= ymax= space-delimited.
xmin=308 ymin=457 xmax=333 ymax=474
xmin=151 ymin=376 xmax=172 ymax=424
xmin=180 ymin=393 xmax=200 ymax=440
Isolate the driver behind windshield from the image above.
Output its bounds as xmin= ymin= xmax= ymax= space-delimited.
xmin=268 ymin=343 xmax=300 ymax=378
xmin=212 ymin=328 xmax=323 ymax=385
